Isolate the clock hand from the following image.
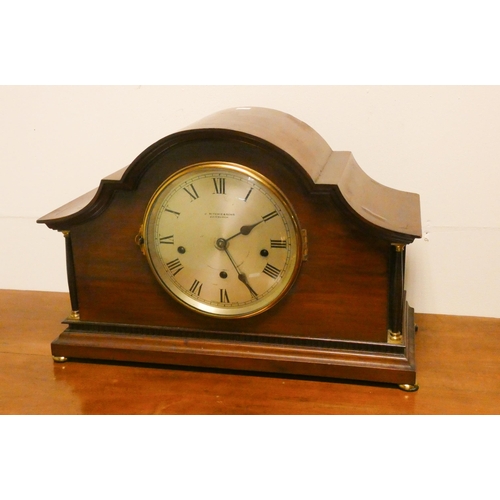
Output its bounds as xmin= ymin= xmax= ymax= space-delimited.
xmin=225 ymin=220 xmax=264 ymax=242
xmin=224 ymin=248 xmax=258 ymax=298
xmin=216 ymin=238 xmax=258 ymax=298
xmin=237 ymin=270 xmax=259 ymax=298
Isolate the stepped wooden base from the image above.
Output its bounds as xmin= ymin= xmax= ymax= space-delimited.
xmin=52 ymin=304 xmax=417 ymax=389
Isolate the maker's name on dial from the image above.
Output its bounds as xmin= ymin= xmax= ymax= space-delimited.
xmin=208 ymin=212 xmax=236 ymax=219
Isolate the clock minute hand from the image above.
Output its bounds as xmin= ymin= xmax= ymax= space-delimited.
xmin=237 ymin=271 xmax=259 ymax=298
xmin=225 ymin=220 xmax=264 ymax=242
xmin=219 ymin=243 xmax=258 ymax=298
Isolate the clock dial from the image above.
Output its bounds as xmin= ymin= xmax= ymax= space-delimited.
xmin=142 ymin=162 xmax=303 ymax=317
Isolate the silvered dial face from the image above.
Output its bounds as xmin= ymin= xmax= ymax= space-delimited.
xmin=142 ymin=162 xmax=302 ymax=318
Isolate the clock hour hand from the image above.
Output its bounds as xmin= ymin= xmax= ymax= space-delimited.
xmin=225 ymin=220 xmax=264 ymax=242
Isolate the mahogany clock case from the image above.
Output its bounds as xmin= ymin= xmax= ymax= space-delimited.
xmin=38 ymin=107 xmax=422 ymax=388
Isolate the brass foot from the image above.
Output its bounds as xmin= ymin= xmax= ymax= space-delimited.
xmin=69 ymin=310 xmax=80 ymax=320
xmin=399 ymin=382 xmax=419 ymax=392
xmin=53 ymin=355 xmax=68 ymax=363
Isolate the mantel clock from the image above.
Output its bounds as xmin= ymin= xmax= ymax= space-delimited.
xmin=38 ymin=107 xmax=422 ymax=391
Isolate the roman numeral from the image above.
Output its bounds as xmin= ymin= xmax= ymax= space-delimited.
xmin=220 ymin=289 xmax=230 ymax=303
xmin=159 ymin=235 xmax=174 ymax=245
xmin=183 ymin=184 xmax=199 ymax=200
xmin=262 ymin=263 xmax=281 ymax=279
xmin=213 ymin=177 xmax=226 ymax=194
xmin=262 ymin=211 xmax=278 ymax=222
xmin=166 ymin=258 xmax=184 ymax=276
xmin=165 ymin=208 xmax=180 ymax=217
xmin=270 ymin=239 xmax=287 ymax=248
xmin=189 ymin=279 xmax=203 ymax=296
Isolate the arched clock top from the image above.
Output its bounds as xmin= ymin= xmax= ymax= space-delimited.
xmin=37 ymin=107 xmax=421 ymax=243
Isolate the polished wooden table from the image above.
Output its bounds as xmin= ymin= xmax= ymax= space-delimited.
xmin=1 ymin=289 xmax=499 ymax=414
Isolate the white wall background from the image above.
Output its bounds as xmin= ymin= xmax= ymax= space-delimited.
xmin=1 ymin=85 xmax=499 ymax=318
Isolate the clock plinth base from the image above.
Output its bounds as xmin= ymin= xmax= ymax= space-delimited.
xmin=51 ymin=304 xmax=417 ymax=390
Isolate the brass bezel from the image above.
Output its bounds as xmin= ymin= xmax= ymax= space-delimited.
xmin=141 ymin=161 xmax=303 ymax=318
